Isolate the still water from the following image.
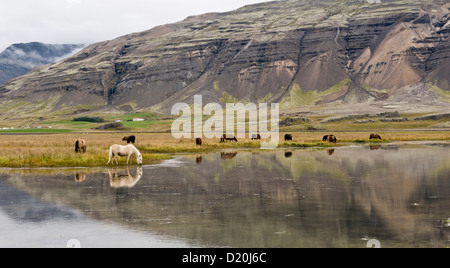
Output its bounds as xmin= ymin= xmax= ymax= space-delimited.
xmin=0 ymin=142 xmax=449 ymax=248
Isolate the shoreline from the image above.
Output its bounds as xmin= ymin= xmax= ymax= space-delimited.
xmin=0 ymin=135 xmax=448 ymax=169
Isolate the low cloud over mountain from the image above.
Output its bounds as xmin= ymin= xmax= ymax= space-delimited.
xmin=0 ymin=42 xmax=85 ymax=85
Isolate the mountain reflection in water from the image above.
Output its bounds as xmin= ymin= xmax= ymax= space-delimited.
xmin=0 ymin=143 xmax=449 ymax=248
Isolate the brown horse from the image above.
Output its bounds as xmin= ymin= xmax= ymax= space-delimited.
xmin=327 ymin=135 xmax=337 ymax=143
xmin=75 ymin=138 xmax=87 ymax=153
xmin=251 ymin=134 xmax=261 ymax=140
xmin=122 ymin=135 xmax=136 ymax=144
xmin=220 ymin=134 xmax=238 ymax=143
xmin=196 ymin=138 xmax=202 ymax=146
xmin=370 ymin=134 xmax=382 ymax=140
xmin=284 ymin=134 xmax=293 ymax=141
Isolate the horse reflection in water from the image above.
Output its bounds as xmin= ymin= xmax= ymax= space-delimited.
xmin=370 ymin=145 xmax=382 ymax=151
xmin=108 ymin=166 xmax=143 ymax=188
xmin=221 ymin=151 xmax=238 ymax=160
xmin=74 ymin=171 xmax=87 ymax=183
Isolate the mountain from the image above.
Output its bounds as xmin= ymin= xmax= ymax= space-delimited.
xmin=0 ymin=42 xmax=85 ymax=85
xmin=0 ymin=0 xmax=449 ymax=121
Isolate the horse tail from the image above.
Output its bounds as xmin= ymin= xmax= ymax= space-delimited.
xmin=107 ymin=146 xmax=113 ymax=165
xmin=75 ymin=140 xmax=79 ymax=153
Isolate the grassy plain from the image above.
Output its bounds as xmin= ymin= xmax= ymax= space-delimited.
xmin=0 ymin=131 xmax=448 ymax=168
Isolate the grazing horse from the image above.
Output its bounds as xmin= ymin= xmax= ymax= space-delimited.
xmin=323 ymin=134 xmax=337 ymax=143
xmin=220 ymin=134 xmax=238 ymax=143
xmin=251 ymin=134 xmax=261 ymax=140
xmin=370 ymin=134 xmax=382 ymax=140
xmin=196 ymin=138 xmax=203 ymax=146
xmin=75 ymin=138 xmax=87 ymax=153
xmin=122 ymin=135 xmax=136 ymax=144
xmin=284 ymin=134 xmax=293 ymax=141
xmin=327 ymin=135 xmax=337 ymax=143
xmin=107 ymin=144 xmax=143 ymax=165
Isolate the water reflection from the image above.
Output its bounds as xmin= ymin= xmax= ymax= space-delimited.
xmin=369 ymin=144 xmax=381 ymax=151
xmin=74 ymin=171 xmax=87 ymax=183
xmin=108 ymin=167 xmax=143 ymax=188
xmin=0 ymin=143 xmax=449 ymax=248
xmin=221 ymin=151 xmax=237 ymax=160
xmin=327 ymin=149 xmax=335 ymax=155
xmin=0 ymin=179 xmax=80 ymax=223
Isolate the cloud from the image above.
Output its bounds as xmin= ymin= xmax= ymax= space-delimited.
xmin=0 ymin=43 xmax=86 ymax=69
xmin=0 ymin=0 xmax=273 ymax=52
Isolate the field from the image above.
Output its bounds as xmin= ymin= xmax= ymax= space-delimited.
xmin=2 ymin=110 xmax=449 ymax=134
xmin=0 ymin=131 xmax=448 ymax=168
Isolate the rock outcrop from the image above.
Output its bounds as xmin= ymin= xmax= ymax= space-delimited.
xmin=0 ymin=0 xmax=449 ymax=120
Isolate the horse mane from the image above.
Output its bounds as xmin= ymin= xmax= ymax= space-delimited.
xmin=128 ymin=144 xmax=142 ymax=156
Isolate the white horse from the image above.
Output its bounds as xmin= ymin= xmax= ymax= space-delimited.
xmin=107 ymin=144 xmax=143 ymax=165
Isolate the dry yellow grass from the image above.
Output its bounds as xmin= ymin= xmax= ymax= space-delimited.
xmin=0 ymin=131 xmax=448 ymax=167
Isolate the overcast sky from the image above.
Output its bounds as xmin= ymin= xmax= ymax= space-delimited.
xmin=0 ymin=0 xmax=274 ymax=51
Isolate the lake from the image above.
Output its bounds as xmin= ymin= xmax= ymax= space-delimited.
xmin=0 ymin=142 xmax=449 ymax=248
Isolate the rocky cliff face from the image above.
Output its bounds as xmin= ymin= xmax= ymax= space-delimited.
xmin=0 ymin=0 xmax=449 ymax=119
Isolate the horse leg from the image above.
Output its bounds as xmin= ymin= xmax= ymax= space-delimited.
xmin=108 ymin=152 xmax=115 ymax=165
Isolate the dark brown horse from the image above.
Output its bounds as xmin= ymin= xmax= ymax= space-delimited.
xmin=251 ymin=134 xmax=261 ymax=140
xmin=327 ymin=135 xmax=337 ymax=143
xmin=370 ymin=134 xmax=382 ymax=140
xmin=75 ymin=138 xmax=87 ymax=153
xmin=284 ymin=134 xmax=293 ymax=141
xmin=196 ymin=138 xmax=202 ymax=146
xmin=122 ymin=135 xmax=136 ymax=144
xmin=220 ymin=134 xmax=238 ymax=143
